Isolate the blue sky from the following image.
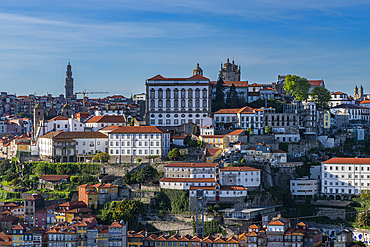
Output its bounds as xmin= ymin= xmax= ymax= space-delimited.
xmin=1 ymin=0 xmax=370 ymax=98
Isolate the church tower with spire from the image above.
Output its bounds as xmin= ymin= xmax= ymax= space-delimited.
xmin=65 ymin=62 xmax=74 ymax=98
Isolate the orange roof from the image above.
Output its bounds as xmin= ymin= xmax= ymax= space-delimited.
xmin=40 ymin=131 xmax=107 ymax=139
xmin=322 ymin=157 xmax=370 ymax=164
xmin=261 ymin=87 xmax=277 ymax=91
xmin=308 ymin=80 xmax=324 ymax=86
xmin=201 ymin=135 xmax=225 ymax=138
xmin=360 ymin=100 xmax=370 ymax=104
xmin=110 ymin=126 xmax=167 ymax=134
xmin=227 ymin=129 xmax=245 ymax=136
xmin=220 ymin=167 xmax=260 ymax=172
xmin=109 ymin=221 xmax=125 ymax=228
xmin=210 ymin=81 xmax=249 ymax=87
xmin=331 ymin=91 xmax=346 ymax=95
xmin=48 ymin=116 xmax=68 ymax=122
xmin=164 ymin=163 xmax=218 ymax=168
xmin=85 ymin=115 xmax=126 ymax=124
xmin=249 ymin=83 xmax=261 ymax=87
xmin=40 ymin=175 xmax=70 ymax=181
xmin=206 ymin=149 xmax=221 ymax=157
xmin=214 ymin=105 xmax=261 ymax=114
xmin=148 ymin=74 xmax=209 ymax=81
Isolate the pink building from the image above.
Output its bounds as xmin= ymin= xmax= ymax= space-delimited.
xmin=34 ymin=208 xmax=47 ymax=228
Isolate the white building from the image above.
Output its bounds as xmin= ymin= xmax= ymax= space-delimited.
xmin=321 ymin=157 xmax=370 ymax=196
xmin=200 ymin=124 xmax=215 ymax=136
xmin=290 ymin=178 xmax=319 ymax=198
xmin=107 ymin=126 xmax=170 ymax=163
xmin=220 ymin=167 xmax=261 ymax=188
xmin=38 ymin=131 xmax=108 ymax=162
xmin=330 ymin=104 xmax=369 ymax=122
xmin=146 ymin=74 xmax=212 ymax=127
xmin=85 ymin=115 xmax=127 ymax=131
xmin=329 ymin=92 xmax=353 ymax=107
xmin=35 ymin=116 xmax=85 ymax=139
xmin=214 ymin=106 xmax=264 ymax=134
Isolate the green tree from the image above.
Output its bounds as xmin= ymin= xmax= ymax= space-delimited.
xmin=35 ymin=162 xmax=47 ymax=176
xmin=265 ymin=126 xmax=272 ymax=134
xmin=136 ymin=158 xmax=142 ymax=164
xmin=241 ymin=158 xmax=246 ymax=163
xmin=167 ymin=148 xmax=180 ymax=161
xmin=225 ymin=83 xmax=239 ymax=108
xmin=358 ymin=211 xmax=370 ymax=227
xmin=93 ymin=152 xmax=110 ymax=163
xmin=101 ymin=199 xmax=145 ymax=227
xmin=0 ymin=159 xmax=11 ymax=175
xmin=284 ymin=75 xmax=311 ymax=102
xmin=123 ymin=172 xmax=131 ymax=184
xmin=212 ymin=73 xmax=226 ymax=112
xmin=158 ymin=210 xmax=164 ymax=218
xmin=267 ymin=99 xmax=283 ymax=113
xmin=136 ymin=165 xmax=158 ymax=184
xmin=309 ymin=86 xmax=331 ymax=109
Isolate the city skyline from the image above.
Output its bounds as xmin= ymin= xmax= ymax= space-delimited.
xmin=1 ymin=0 xmax=370 ymax=97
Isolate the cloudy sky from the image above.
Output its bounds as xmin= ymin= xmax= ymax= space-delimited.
xmin=1 ymin=0 xmax=370 ymax=98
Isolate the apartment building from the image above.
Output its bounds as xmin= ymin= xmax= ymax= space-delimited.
xmin=84 ymin=115 xmax=127 ymax=131
xmin=78 ymin=183 xmax=119 ymax=209
xmin=146 ymin=74 xmax=212 ymax=127
xmin=107 ymin=126 xmax=170 ymax=163
xmin=321 ymin=157 xmax=370 ymax=197
xmin=213 ymin=106 xmax=264 ymax=134
xmin=220 ymin=167 xmax=261 ymax=188
xmin=290 ymin=178 xmax=319 ymax=199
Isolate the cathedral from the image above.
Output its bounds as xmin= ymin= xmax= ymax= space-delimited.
xmin=220 ymin=58 xmax=241 ymax=81
xmin=65 ymin=62 xmax=74 ymax=98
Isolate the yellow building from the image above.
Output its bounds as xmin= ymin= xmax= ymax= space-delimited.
xmin=11 ymin=224 xmax=26 ymax=246
xmin=323 ymin=111 xmax=330 ymax=129
xmin=76 ymin=222 xmax=88 ymax=247
xmin=55 ymin=201 xmax=92 ymax=223
xmin=78 ymin=183 xmax=119 ymax=209
xmin=205 ymin=148 xmax=223 ymax=163
xmin=200 ymin=135 xmax=228 ymax=150
xmin=128 ymin=230 xmax=145 ymax=247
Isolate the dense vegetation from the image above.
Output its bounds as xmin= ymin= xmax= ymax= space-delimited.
xmin=152 ymin=190 xmax=189 ymax=212
xmin=123 ymin=165 xmax=163 ymax=185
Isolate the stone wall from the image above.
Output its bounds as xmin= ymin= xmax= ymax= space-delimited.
xmin=141 ymin=221 xmax=193 ymax=235
xmin=287 ymin=140 xmax=321 ymax=158
xmin=1 ymin=185 xmax=24 ymax=193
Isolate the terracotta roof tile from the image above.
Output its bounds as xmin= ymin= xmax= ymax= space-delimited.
xmin=164 ymin=163 xmax=218 ymax=168
xmin=322 ymin=157 xmax=370 ymax=164
xmin=110 ymin=126 xmax=167 ymax=134
xmin=85 ymin=115 xmax=126 ymax=124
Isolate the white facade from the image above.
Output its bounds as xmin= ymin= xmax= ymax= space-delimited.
xmin=74 ymin=137 xmax=108 ymax=155
xmin=220 ymin=167 xmax=261 ymax=188
xmin=36 ymin=116 xmax=85 ymax=138
xmin=200 ymin=124 xmax=215 ymax=136
xmin=329 ymin=92 xmax=353 ymax=107
xmin=85 ymin=116 xmax=127 ymax=131
xmin=214 ymin=106 xmax=264 ymax=134
xmin=330 ymin=105 xmax=369 ymax=122
xmin=108 ymin=126 xmax=170 ymax=163
xmin=290 ymin=178 xmax=319 ymax=196
xmin=321 ymin=157 xmax=370 ymax=195
xmin=146 ymin=74 xmax=212 ymax=127
xmin=160 ymin=178 xmax=217 ymax=190
xmin=274 ymin=133 xmax=300 ymax=142
xmin=189 ymin=186 xmax=248 ymax=198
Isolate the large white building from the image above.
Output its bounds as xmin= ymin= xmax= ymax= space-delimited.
xmin=107 ymin=126 xmax=170 ymax=163
xmin=321 ymin=157 xmax=370 ymax=197
xmin=35 ymin=116 xmax=85 ymax=139
xmin=330 ymin=104 xmax=369 ymax=122
xmin=38 ymin=131 xmax=108 ymax=162
xmin=329 ymin=92 xmax=353 ymax=107
xmin=213 ymin=106 xmax=264 ymax=134
xmin=146 ymin=74 xmax=212 ymax=127
xmin=220 ymin=167 xmax=261 ymax=188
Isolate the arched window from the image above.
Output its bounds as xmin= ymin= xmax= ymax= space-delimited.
xmin=188 ymin=89 xmax=193 ymax=98
xmin=181 ymin=100 xmax=185 ymax=108
xmin=181 ymin=89 xmax=186 ymax=98
xmin=150 ymin=100 xmax=155 ymax=108
xmin=166 ymin=89 xmax=171 ymax=98
xmin=203 ymin=99 xmax=207 ymax=107
xmin=150 ymin=89 xmax=155 ymax=98
xmin=158 ymin=89 xmax=163 ymax=98
xmin=202 ymin=89 xmax=207 ymax=98
xmin=195 ymin=99 xmax=200 ymax=107
xmin=174 ymin=89 xmax=179 ymax=98
xmin=195 ymin=89 xmax=200 ymax=98
xmin=158 ymin=99 xmax=163 ymax=108
xmin=188 ymin=100 xmax=193 ymax=108
xmin=174 ymin=100 xmax=178 ymax=108
xmin=166 ymin=99 xmax=171 ymax=108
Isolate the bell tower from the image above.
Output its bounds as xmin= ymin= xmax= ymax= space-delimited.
xmin=65 ymin=62 xmax=74 ymax=98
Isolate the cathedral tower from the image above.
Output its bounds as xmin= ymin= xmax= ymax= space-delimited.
xmin=220 ymin=58 xmax=241 ymax=81
xmin=33 ymin=103 xmax=44 ymax=139
xmin=61 ymin=103 xmax=72 ymax=118
xmin=65 ymin=62 xmax=74 ymax=98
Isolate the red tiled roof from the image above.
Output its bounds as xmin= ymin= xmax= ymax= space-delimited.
xmin=164 ymin=163 xmax=218 ymax=168
xmin=360 ymin=100 xmax=370 ymax=104
xmin=25 ymin=194 xmax=44 ymax=201
xmin=206 ymin=149 xmax=221 ymax=157
xmin=308 ymin=80 xmax=323 ymax=86
xmin=210 ymin=81 xmax=249 ymax=87
xmin=109 ymin=221 xmax=124 ymax=228
xmin=110 ymin=126 xmax=167 ymax=134
xmin=322 ymin=157 xmax=370 ymax=164
xmin=220 ymin=167 xmax=260 ymax=171
xmin=227 ymin=129 xmax=245 ymax=136
xmin=272 ymin=149 xmax=286 ymax=153
xmin=172 ymin=135 xmax=187 ymax=139
xmin=40 ymin=131 xmax=107 ymax=139
xmin=85 ymin=115 xmax=126 ymax=124
xmin=148 ymin=74 xmax=209 ymax=81
xmin=331 ymin=91 xmax=346 ymax=95
xmin=249 ymin=83 xmax=261 ymax=87
xmin=40 ymin=175 xmax=70 ymax=181
xmin=201 ymin=135 xmax=225 ymax=138
xmin=48 ymin=116 xmax=68 ymax=122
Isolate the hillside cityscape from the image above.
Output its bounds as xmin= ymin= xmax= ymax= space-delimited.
xmin=0 ymin=59 xmax=369 ymax=247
